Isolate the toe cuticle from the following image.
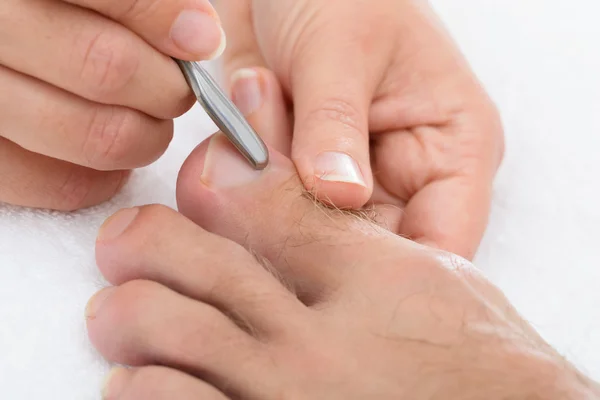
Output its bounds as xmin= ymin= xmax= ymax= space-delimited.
xmin=85 ymin=287 xmax=115 ymax=319
xmin=97 ymin=207 xmax=139 ymax=242
xmin=102 ymin=367 xmax=129 ymax=399
xmin=200 ymin=134 xmax=262 ymax=188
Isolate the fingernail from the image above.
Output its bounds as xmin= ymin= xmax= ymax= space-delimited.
xmin=231 ymin=69 xmax=263 ymax=115
xmin=102 ymin=367 xmax=129 ymax=399
xmin=314 ymin=152 xmax=366 ymax=186
xmin=98 ymin=207 xmax=139 ymax=241
xmin=170 ymin=10 xmax=226 ymax=59
xmin=86 ymin=287 xmax=116 ymax=319
xmin=209 ymin=25 xmax=227 ymax=60
xmin=200 ymin=134 xmax=262 ymax=188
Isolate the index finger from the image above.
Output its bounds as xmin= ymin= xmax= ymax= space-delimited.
xmin=62 ymin=0 xmax=226 ymax=61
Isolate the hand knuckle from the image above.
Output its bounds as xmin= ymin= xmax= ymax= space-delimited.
xmin=305 ymin=97 xmax=364 ymax=137
xmin=119 ymin=0 xmax=162 ymax=22
xmin=84 ymin=107 xmax=139 ymax=167
xmin=78 ymin=30 xmax=140 ymax=101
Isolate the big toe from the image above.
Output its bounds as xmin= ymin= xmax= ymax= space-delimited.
xmin=176 ymin=134 xmax=399 ymax=303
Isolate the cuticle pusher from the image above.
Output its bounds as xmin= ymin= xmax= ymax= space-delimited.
xmin=174 ymin=59 xmax=269 ymax=170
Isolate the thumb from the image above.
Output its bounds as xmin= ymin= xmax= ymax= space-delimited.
xmin=289 ymin=30 xmax=376 ymax=209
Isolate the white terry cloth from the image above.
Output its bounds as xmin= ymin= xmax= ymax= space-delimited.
xmin=1 ymin=1 xmax=599 ymax=398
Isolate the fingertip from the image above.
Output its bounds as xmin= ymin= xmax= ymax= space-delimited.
xmin=168 ymin=8 xmax=226 ymax=61
xmin=295 ymin=152 xmax=373 ymax=209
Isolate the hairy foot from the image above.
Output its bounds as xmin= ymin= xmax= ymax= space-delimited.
xmin=87 ymin=73 xmax=598 ymax=400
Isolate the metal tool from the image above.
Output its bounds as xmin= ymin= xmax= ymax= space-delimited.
xmin=175 ymin=60 xmax=269 ymax=170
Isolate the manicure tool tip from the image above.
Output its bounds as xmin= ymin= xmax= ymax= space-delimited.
xmin=175 ymin=59 xmax=269 ymax=170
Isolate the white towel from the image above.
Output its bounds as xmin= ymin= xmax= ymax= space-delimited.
xmin=1 ymin=1 xmax=599 ymax=398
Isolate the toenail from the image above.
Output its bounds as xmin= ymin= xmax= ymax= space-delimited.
xmin=86 ymin=287 xmax=116 ymax=319
xmin=313 ymin=152 xmax=366 ymax=186
xmin=102 ymin=367 xmax=129 ymax=399
xmin=98 ymin=207 xmax=139 ymax=241
xmin=231 ymin=68 xmax=263 ymax=116
xmin=201 ymin=134 xmax=263 ymax=188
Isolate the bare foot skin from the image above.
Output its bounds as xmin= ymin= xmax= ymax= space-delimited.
xmin=87 ymin=88 xmax=599 ymax=399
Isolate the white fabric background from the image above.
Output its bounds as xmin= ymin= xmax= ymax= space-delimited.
xmin=1 ymin=1 xmax=599 ymax=398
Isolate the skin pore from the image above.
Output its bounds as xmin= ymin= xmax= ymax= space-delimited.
xmin=86 ymin=87 xmax=600 ymax=399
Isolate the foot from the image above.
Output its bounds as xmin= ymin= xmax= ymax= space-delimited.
xmin=87 ymin=74 xmax=598 ymax=400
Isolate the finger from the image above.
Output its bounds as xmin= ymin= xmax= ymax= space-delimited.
xmin=0 ymin=138 xmax=128 ymax=211
xmin=103 ymin=366 xmax=229 ymax=400
xmin=86 ymin=281 xmax=280 ymax=399
xmin=215 ymin=2 xmax=291 ymax=152
xmin=215 ymin=0 xmax=267 ymax=83
xmin=373 ymin=129 xmax=497 ymax=260
xmin=63 ymin=0 xmax=225 ymax=61
xmin=95 ymin=205 xmax=308 ymax=337
xmin=0 ymin=65 xmax=172 ymax=171
xmin=230 ymin=67 xmax=292 ymax=155
xmin=288 ymin=21 xmax=381 ymax=209
xmin=0 ymin=0 xmax=191 ymax=119
xmin=399 ymin=175 xmax=491 ymax=260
